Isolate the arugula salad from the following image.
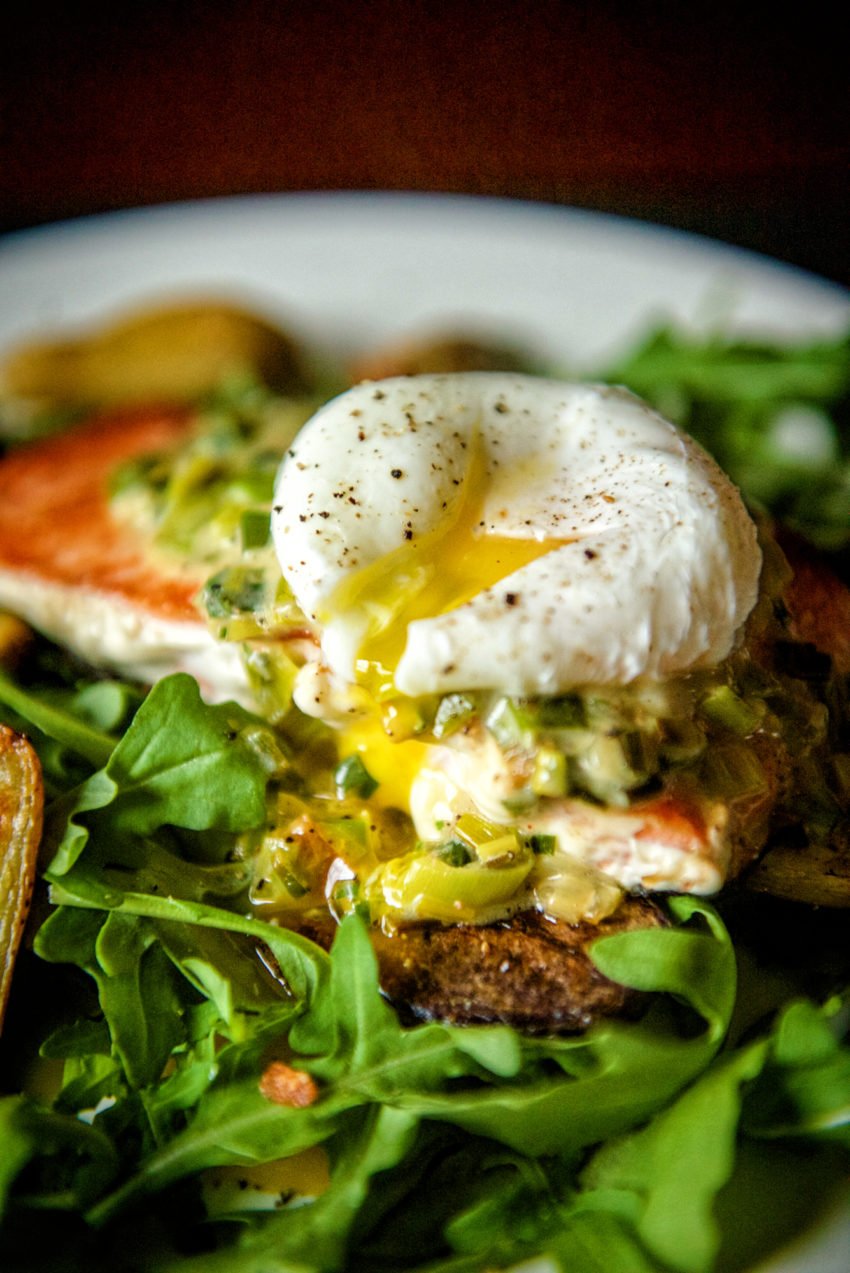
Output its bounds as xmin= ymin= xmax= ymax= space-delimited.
xmin=0 ymin=308 xmax=849 ymax=1273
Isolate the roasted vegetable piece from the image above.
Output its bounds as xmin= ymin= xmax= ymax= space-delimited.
xmin=0 ymin=725 xmax=43 ymax=1032
xmin=0 ymin=299 xmax=310 ymax=411
xmin=348 ymin=330 xmax=532 ymax=383
xmin=0 ymin=612 xmax=32 ymax=670
xmin=745 ymin=822 xmax=850 ymax=907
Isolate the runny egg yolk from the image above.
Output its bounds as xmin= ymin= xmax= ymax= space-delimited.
xmin=321 ymin=440 xmax=570 ymax=701
xmin=336 ymin=714 xmax=432 ymax=811
xmin=321 ymin=443 xmax=569 ymax=812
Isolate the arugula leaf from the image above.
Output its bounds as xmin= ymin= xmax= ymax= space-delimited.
xmin=442 ymin=1148 xmax=567 ymax=1264
xmin=550 ymin=1209 xmax=664 ymax=1273
xmin=39 ymin=885 xmax=328 ymax=1008
xmin=40 ymin=1018 xmax=113 ymax=1061
xmin=34 ymin=906 xmax=187 ymax=1092
xmin=0 ymin=1098 xmax=40 ymax=1214
xmin=85 ymin=904 xmax=737 ymax=1235
xmin=551 ymin=995 xmax=850 ymax=1273
xmin=607 ymin=326 xmax=850 ymax=407
xmin=0 ymin=668 xmax=117 ymax=768
xmin=43 ymin=674 xmax=270 ymax=875
xmin=95 ymin=913 xmax=187 ymax=1091
xmin=577 ymin=1043 xmax=768 ymax=1273
xmin=743 ymin=998 xmax=850 ymax=1143
xmin=604 ymin=325 xmax=850 ymax=550
xmin=68 ymin=680 xmax=145 ymax=735
xmin=0 ymin=1094 xmax=118 ymax=1214
xmin=101 ymin=673 xmax=267 ymax=834
xmin=589 ymin=895 xmax=736 ymax=1039
xmin=153 ymin=922 xmax=293 ymax=1029
xmin=49 ymin=829 xmax=254 ymax=910
xmin=41 ymin=772 xmax=119 ymax=873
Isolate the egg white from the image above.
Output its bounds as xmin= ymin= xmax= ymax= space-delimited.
xmin=272 ymin=373 xmax=761 ymax=699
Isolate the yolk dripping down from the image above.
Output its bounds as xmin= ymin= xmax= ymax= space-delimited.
xmin=322 ymin=440 xmax=570 ymax=701
xmin=326 ymin=441 xmax=570 ymax=811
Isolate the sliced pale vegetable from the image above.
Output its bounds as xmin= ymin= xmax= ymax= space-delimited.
xmin=700 ymin=684 xmax=764 ymax=735
xmin=0 ymin=300 xmax=308 ymax=407
xmin=453 ymin=813 xmax=523 ymax=862
xmin=0 ymin=725 xmax=43 ymax=1031
xmin=366 ymin=844 xmax=534 ymax=924
xmin=530 ymin=852 xmax=624 ymax=924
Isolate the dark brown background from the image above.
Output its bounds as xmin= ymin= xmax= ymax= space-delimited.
xmin=2 ymin=0 xmax=847 ymax=285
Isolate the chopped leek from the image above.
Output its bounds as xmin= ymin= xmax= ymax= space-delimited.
xmin=334 ymin=753 xmax=379 ymax=799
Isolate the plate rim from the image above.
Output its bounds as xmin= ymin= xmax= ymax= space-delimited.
xmin=1 ymin=188 xmax=849 ymax=302
xmin=1 ymin=191 xmax=848 ymax=377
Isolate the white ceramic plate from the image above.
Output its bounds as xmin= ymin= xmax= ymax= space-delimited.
xmin=1 ymin=192 xmax=848 ymax=370
xmin=0 ymin=192 xmax=848 ymax=1273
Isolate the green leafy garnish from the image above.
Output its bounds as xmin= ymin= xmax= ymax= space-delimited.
xmin=1 ymin=318 xmax=849 ymax=1273
xmin=605 ymin=325 xmax=850 ymax=550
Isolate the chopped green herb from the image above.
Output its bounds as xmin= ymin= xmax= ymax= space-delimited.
xmin=203 ymin=567 xmax=267 ymax=618
xmin=434 ymin=839 xmax=472 ymax=867
xmin=522 ymin=832 xmax=557 ymax=855
xmin=334 ymin=753 xmax=379 ymax=799
xmin=239 ymin=507 xmax=271 ymax=550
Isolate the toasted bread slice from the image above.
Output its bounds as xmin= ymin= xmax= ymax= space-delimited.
xmin=296 ymin=897 xmax=667 ymax=1031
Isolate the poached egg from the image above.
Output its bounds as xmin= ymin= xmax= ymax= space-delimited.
xmin=273 ymin=373 xmax=761 ymax=700
xmin=271 ymin=373 xmax=763 ymax=902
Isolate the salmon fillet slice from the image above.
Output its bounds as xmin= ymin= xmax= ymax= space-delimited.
xmin=0 ymin=407 xmax=248 ymax=697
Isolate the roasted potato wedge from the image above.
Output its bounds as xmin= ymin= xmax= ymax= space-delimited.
xmin=0 ymin=299 xmax=309 ymax=413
